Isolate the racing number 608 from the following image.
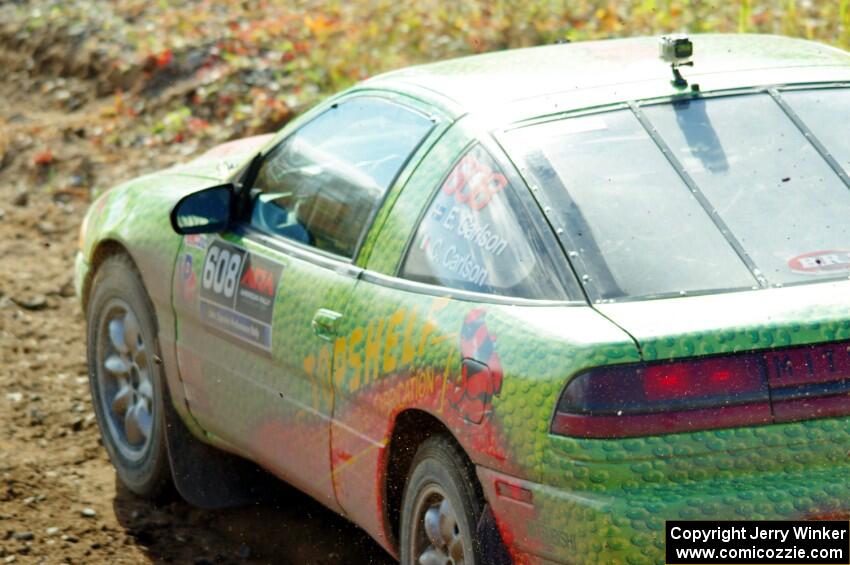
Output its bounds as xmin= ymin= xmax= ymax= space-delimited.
xmin=442 ymin=153 xmax=508 ymax=211
xmin=202 ymin=245 xmax=243 ymax=299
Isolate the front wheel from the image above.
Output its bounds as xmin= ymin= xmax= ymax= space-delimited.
xmin=400 ymin=436 xmax=484 ymax=565
xmin=86 ymin=255 xmax=172 ymax=499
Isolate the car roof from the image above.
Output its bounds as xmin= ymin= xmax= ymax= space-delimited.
xmin=365 ymin=34 xmax=850 ymax=124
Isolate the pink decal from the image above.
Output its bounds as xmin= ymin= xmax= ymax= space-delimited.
xmin=788 ymin=250 xmax=850 ymax=274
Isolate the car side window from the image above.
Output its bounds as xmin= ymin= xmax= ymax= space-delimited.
xmin=400 ymin=144 xmax=571 ymax=300
xmin=249 ymin=97 xmax=433 ymax=258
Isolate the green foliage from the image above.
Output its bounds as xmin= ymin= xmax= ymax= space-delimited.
xmin=842 ymin=0 xmax=850 ymax=47
xmin=738 ymin=0 xmax=752 ymax=32
xmin=3 ymin=0 xmax=846 ymax=146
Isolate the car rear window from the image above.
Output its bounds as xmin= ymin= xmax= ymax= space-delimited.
xmin=505 ymin=88 xmax=850 ymax=301
xmin=782 ymin=88 xmax=850 ymax=177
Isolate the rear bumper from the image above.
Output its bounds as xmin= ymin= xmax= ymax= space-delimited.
xmin=479 ymin=457 xmax=850 ymax=564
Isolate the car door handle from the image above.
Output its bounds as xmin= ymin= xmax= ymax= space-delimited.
xmin=311 ymin=308 xmax=342 ymax=341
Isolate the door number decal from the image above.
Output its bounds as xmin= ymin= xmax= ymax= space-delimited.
xmin=199 ymin=240 xmax=283 ymax=352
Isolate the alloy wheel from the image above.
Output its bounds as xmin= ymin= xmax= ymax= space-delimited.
xmin=411 ymin=484 xmax=466 ymax=565
xmin=95 ymin=298 xmax=155 ymax=462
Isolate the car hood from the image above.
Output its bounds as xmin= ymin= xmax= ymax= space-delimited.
xmin=596 ymin=280 xmax=850 ymax=362
xmin=162 ymin=134 xmax=275 ymax=181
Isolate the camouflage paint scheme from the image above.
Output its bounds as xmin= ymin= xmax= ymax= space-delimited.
xmin=75 ymin=35 xmax=850 ymax=564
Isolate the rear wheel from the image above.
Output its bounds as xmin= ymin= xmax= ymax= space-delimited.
xmin=400 ymin=436 xmax=484 ymax=565
xmin=86 ymin=255 xmax=172 ymax=499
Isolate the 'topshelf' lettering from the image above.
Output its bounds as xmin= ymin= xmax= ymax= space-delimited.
xmin=304 ymin=297 xmax=451 ymax=410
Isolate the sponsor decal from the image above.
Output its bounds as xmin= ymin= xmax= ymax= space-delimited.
xmin=184 ymin=233 xmax=209 ymax=250
xmin=448 ymin=309 xmax=503 ymax=424
xmin=179 ymin=253 xmax=197 ymax=303
xmin=200 ymin=240 xmax=283 ymax=352
xmin=788 ymin=250 xmax=850 ymax=275
xmin=371 ymin=366 xmax=444 ymax=416
xmin=200 ymin=301 xmax=273 ymax=350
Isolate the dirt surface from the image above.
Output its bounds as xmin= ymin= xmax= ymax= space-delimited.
xmin=0 ymin=23 xmax=392 ymax=565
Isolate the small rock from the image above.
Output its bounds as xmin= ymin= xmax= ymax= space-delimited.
xmin=11 ymin=532 xmax=33 ymax=541
xmin=11 ymin=192 xmax=27 ymax=207
xmin=29 ymin=409 xmax=46 ymax=426
xmin=5 ymin=393 xmax=23 ymax=403
xmin=80 ymin=508 xmax=97 ymax=518
xmin=11 ymin=296 xmax=47 ymax=311
xmin=66 ymin=97 xmax=84 ymax=112
xmin=5 ymin=555 xmax=16 ymax=563
xmin=33 ymin=149 xmax=54 ymax=167
xmin=36 ymin=222 xmax=57 ymax=235
xmin=57 ymin=280 xmax=76 ymax=298
xmin=45 ymin=527 xmax=59 ymax=536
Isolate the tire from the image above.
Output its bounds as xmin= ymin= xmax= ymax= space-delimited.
xmin=400 ymin=436 xmax=485 ymax=565
xmin=86 ymin=254 xmax=172 ymax=499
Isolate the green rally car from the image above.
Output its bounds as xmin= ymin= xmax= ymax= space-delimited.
xmin=76 ymin=33 xmax=850 ymax=564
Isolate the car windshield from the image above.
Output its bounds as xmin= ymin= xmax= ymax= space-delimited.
xmin=505 ymin=87 xmax=850 ymax=301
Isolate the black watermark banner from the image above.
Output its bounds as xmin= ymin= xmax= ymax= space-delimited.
xmin=666 ymin=521 xmax=849 ymax=564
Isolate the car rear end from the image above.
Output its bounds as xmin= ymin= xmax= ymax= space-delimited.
xmin=485 ymin=284 xmax=850 ymax=563
xmin=484 ymin=84 xmax=850 ymax=563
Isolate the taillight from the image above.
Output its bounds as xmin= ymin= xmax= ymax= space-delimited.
xmin=553 ymin=341 xmax=850 ymax=438
xmin=552 ymin=354 xmax=771 ymax=438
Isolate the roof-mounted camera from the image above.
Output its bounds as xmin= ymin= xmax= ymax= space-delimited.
xmin=659 ymin=34 xmax=694 ymax=89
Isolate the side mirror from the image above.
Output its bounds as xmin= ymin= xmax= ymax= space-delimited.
xmin=170 ymin=183 xmax=235 ymax=235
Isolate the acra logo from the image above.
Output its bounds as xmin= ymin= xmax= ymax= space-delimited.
xmin=240 ymin=265 xmax=276 ymax=296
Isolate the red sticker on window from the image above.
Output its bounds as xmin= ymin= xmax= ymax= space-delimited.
xmin=788 ymin=250 xmax=850 ymax=274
